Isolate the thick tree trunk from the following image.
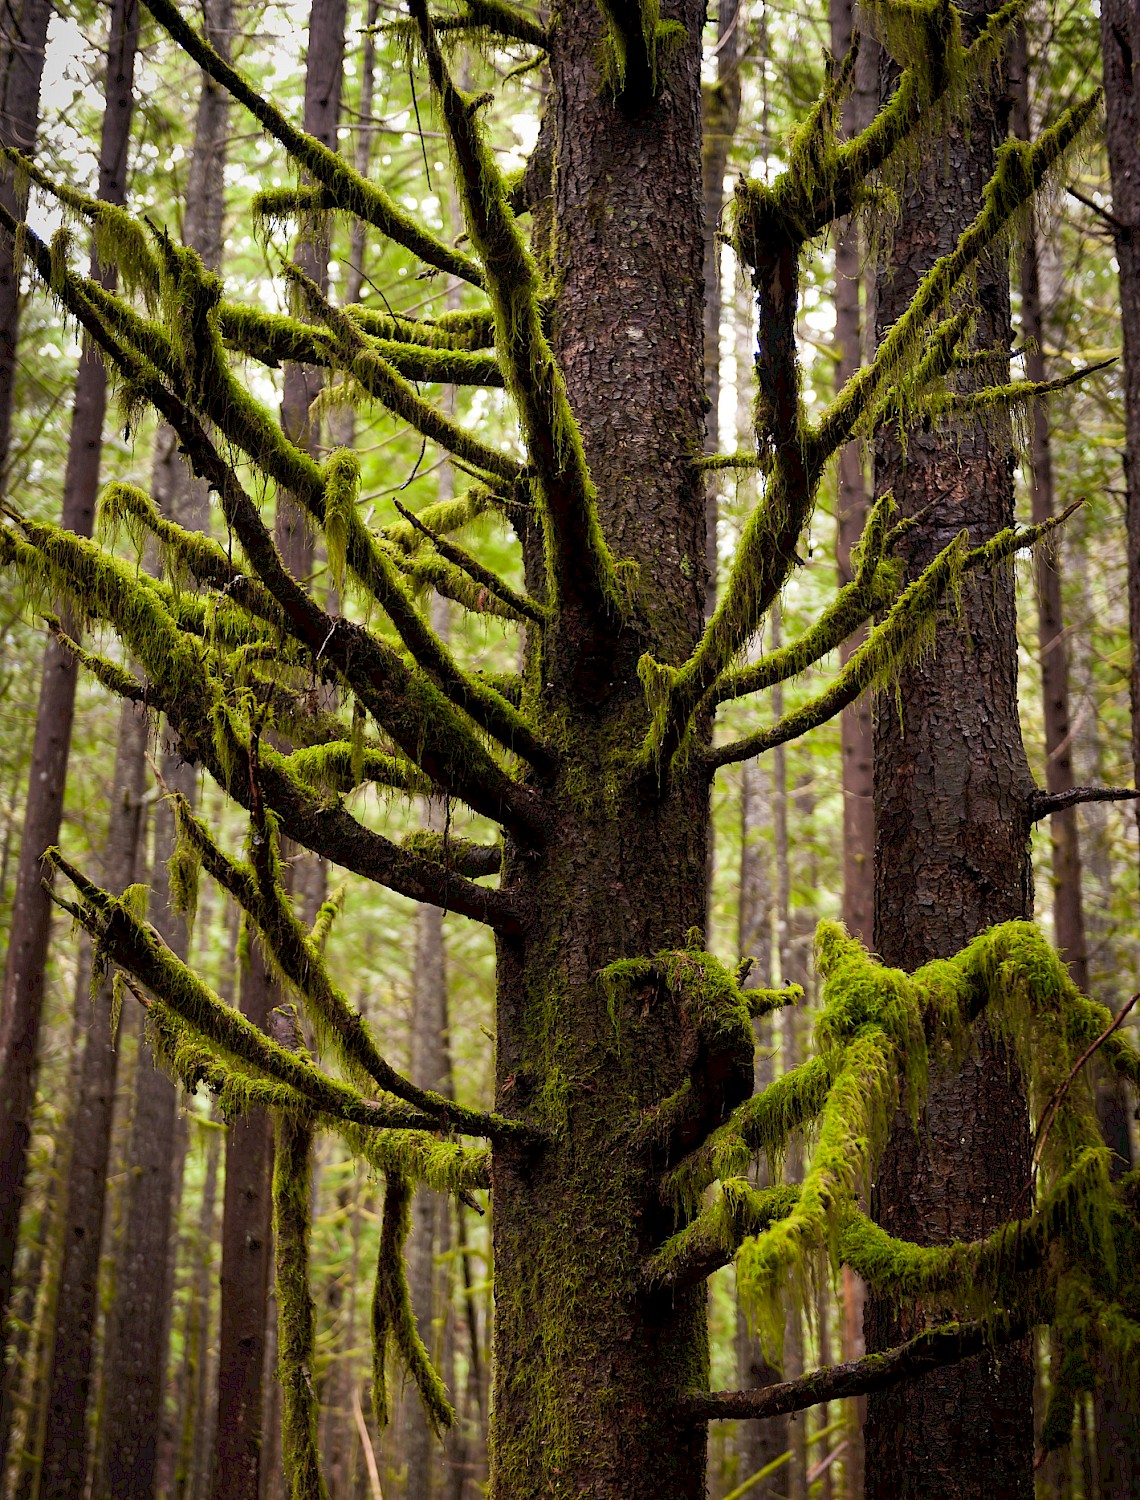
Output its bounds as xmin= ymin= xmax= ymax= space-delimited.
xmin=865 ymin=9 xmax=1035 ymax=1496
xmin=173 ymin=1121 xmax=221 ymax=1500
xmin=490 ymin=2 xmax=708 ymax=1494
xmin=0 ymin=0 xmax=52 ymax=482
xmin=212 ymin=944 xmax=277 ymax=1500
xmin=0 ymin=0 xmax=138 ymax=1367
xmin=38 ymin=698 xmax=149 ymax=1499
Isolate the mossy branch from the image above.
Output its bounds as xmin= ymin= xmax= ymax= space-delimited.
xmin=46 ymin=850 xmax=443 ymax=1131
xmin=274 ymin=1109 xmax=332 ymax=1500
xmin=170 ymin=794 xmax=532 ymax=1144
xmin=706 ymin=508 xmax=1073 ymax=770
xmin=407 ymin=0 xmax=622 ymax=633
xmin=426 ymin=0 xmax=549 ymax=48
xmin=217 ymin=300 xmax=505 ymax=386
xmin=644 ymin=1182 xmax=801 ymax=1293
xmin=708 ymin=493 xmax=905 ymax=709
xmin=142 ymin=0 xmax=484 ymax=286
xmin=393 ymin=498 xmax=547 ymax=624
xmin=812 ymin=91 xmax=1102 ymax=463
xmin=595 ymin=0 xmax=686 ymax=108
xmin=401 ymin=828 xmax=503 ymax=877
xmin=284 ymin=265 xmax=521 ymax=480
xmin=371 ymin=1171 xmax=455 ymax=1433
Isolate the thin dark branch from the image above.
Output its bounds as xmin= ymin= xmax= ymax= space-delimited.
xmin=1066 ymin=184 xmax=1128 ymax=236
xmin=680 ymin=1316 xmax=1029 ymax=1423
xmin=1029 ymin=785 xmax=1140 ymax=820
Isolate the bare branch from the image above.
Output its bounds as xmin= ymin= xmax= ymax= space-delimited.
xmin=679 ymin=1316 xmax=1029 ymax=1423
xmin=1029 ymin=785 xmax=1140 ymax=820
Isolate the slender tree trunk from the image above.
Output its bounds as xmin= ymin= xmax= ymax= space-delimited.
xmin=831 ymin=0 xmax=875 ymax=954
xmin=0 ymin=0 xmax=139 ymax=1375
xmin=38 ymin=698 xmax=149 ymax=1499
xmin=701 ymin=0 xmax=741 ymax=623
xmin=174 ymin=1121 xmax=221 ymax=1500
xmin=212 ymin=942 xmax=277 ymax=1500
xmin=1103 ymin=0 xmax=1140 ymax=895
xmin=406 ymin=659 xmax=453 ymax=1498
xmin=93 ymin=7 xmax=231 ymax=1489
xmin=0 ymin=0 xmax=52 ymax=483
xmin=865 ymin=7 xmax=1035 ymax=1494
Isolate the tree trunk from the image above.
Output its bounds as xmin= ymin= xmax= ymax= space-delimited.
xmin=865 ymin=8 xmax=1035 ymax=1495
xmin=701 ymin=0 xmax=741 ymax=622
xmin=174 ymin=1120 xmax=221 ymax=1500
xmin=0 ymin=0 xmax=138 ymax=1365
xmin=38 ymin=698 xmax=149 ymax=1499
xmin=0 ymin=0 xmax=52 ymax=482
xmin=491 ymin=2 xmax=709 ymax=1494
xmin=212 ymin=942 xmax=277 ymax=1500
xmin=1103 ymin=0 xmax=1140 ymax=904
xmin=831 ymin=0 xmax=875 ymax=954
xmin=406 ymin=656 xmax=453 ymax=1498
xmin=93 ymin=6 xmax=230 ymax=1487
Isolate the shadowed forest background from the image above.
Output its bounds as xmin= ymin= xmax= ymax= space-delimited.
xmin=0 ymin=0 xmax=1138 ymax=1495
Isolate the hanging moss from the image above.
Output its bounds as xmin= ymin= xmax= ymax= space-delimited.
xmin=274 ymin=1110 xmax=331 ymax=1500
xmin=371 ymin=1170 xmax=455 ymax=1434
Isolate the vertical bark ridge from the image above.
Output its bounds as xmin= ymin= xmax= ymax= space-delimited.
xmin=866 ymin=7 xmax=1035 ymax=1493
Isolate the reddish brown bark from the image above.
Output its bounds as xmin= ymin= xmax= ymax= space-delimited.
xmin=38 ymin=699 xmax=149 ymax=1499
xmin=0 ymin=0 xmax=139 ymax=1377
xmin=0 ymin=0 xmax=52 ymax=481
xmin=212 ymin=944 xmax=277 ymax=1500
xmin=866 ymin=7 xmax=1035 ymax=1494
xmin=832 ymin=0 xmax=876 ymax=951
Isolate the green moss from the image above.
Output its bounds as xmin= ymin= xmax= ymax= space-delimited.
xmin=371 ymin=1171 xmax=455 ymax=1433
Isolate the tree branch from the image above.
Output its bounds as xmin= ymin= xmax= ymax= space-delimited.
xmin=679 ymin=1316 xmax=1030 ymax=1424
xmin=142 ymin=0 xmax=485 ymax=285
xmin=408 ymin=0 xmax=622 ymax=633
xmin=1029 ymin=785 xmax=1140 ymax=820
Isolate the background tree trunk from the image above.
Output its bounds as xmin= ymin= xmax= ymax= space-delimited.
xmin=0 ymin=0 xmax=139 ymax=1382
xmin=38 ymin=697 xmax=149 ymax=1499
xmin=865 ymin=7 xmax=1035 ymax=1494
xmin=0 ymin=0 xmax=52 ymax=483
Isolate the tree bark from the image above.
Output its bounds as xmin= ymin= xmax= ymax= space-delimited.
xmin=38 ymin=698 xmax=149 ymax=1500
xmin=491 ymin=2 xmax=709 ymax=1493
xmin=832 ymin=0 xmax=876 ymax=954
xmin=406 ymin=641 xmax=453 ymax=1500
xmin=865 ymin=9 xmax=1035 ymax=1495
xmin=212 ymin=942 xmax=277 ymax=1500
xmin=0 ymin=0 xmax=139 ymax=1370
xmin=93 ymin=6 xmax=230 ymax=1488
xmin=701 ymin=0 xmax=741 ymax=622
xmin=0 ymin=0 xmax=52 ymax=482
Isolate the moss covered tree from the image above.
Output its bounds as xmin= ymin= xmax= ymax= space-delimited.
xmin=2 ymin=0 xmax=1140 ymax=1495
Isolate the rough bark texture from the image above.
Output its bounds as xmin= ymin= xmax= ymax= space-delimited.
xmin=0 ymin=0 xmax=51 ymax=482
xmin=866 ymin=11 xmax=1035 ymax=1495
xmin=832 ymin=3 xmax=877 ymax=951
xmin=0 ymin=0 xmax=138 ymax=1366
xmin=1104 ymin=0 xmax=1140 ymax=878
xmin=38 ymin=698 xmax=149 ymax=1500
xmin=490 ymin=2 xmax=710 ymax=1494
xmin=701 ymin=0 xmax=741 ymax=622
xmin=406 ymin=619 xmax=453 ymax=1498
xmin=93 ymin=9 xmax=229 ymax=1489
xmin=212 ymin=945 xmax=277 ymax=1500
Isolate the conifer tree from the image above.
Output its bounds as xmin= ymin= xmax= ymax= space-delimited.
xmin=1 ymin=2 xmax=1138 ymax=1496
